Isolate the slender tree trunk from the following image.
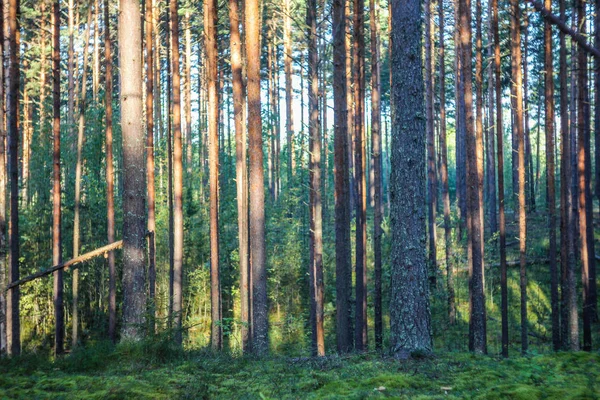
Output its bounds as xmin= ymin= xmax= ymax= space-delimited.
xmin=105 ymin=0 xmax=116 ymax=343
xmin=454 ymin=0 xmax=467 ymax=237
xmin=461 ymin=0 xmax=486 ymax=355
xmin=425 ymin=0 xmax=437 ymax=287
xmin=120 ymin=0 xmax=147 ymax=341
xmin=577 ymin=0 xmax=595 ymax=351
xmin=93 ymin=0 xmax=99 ymax=101
xmin=52 ymin=0 xmax=63 ymax=356
xmin=145 ymin=0 xmax=156 ymax=315
xmin=284 ymin=0 xmax=294 ymax=181
xmin=345 ymin=2 xmax=355 ymax=214
xmin=509 ymin=0 xmax=528 ymax=354
xmin=229 ymin=0 xmax=250 ymax=352
xmin=68 ymin=0 xmax=74 ymax=138
xmin=0 ymin=0 xmax=6 ymax=354
xmin=389 ymin=0 xmax=433 ymax=359
xmin=170 ymin=0 xmax=184 ymax=347
xmin=333 ymin=0 xmax=352 ymax=354
xmin=307 ymin=0 xmax=325 ymax=356
xmin=370 ymin=0 xmax=383 ymax=350
xmin=486 ymin=0 xmax=497 ymax=235
xmin=439 ymin=0 xmax=455 ymax=325
xmin=353 ymin=0 xmax=367 ymax=352
xmin=6 ymin=0 xmax=20 ymax=357
xmin=206 ymin=0 xmax=222 ymax=350
xmin=246 ymin=0 xmax=268 ymax=354
xmin=543 ymin=0 xmax=560 ymax=351
xmin=523 ymin=16 xmax=535 ymax=211
xmin=185 ymin=11 xmax=192 ymax=174
xmin=167 ymin=5 xmax=175 ymax=323
xmin=72 ymin=5 xmax=93 ymax=348
xmin=559 ymin=0 xmax=578 ymax=350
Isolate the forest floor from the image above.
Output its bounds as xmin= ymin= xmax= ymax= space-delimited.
xmin=0 ymin=342 xmax=599 ymax=399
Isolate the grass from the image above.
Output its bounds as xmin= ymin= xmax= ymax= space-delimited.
xmin=1 ymin=341 xmax=599 ymax=399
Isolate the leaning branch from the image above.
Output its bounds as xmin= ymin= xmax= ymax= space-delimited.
xmin=526 ymin=0 xmax=600 ymax=59
xmin=4 ymin=240 xmax=123 ymax=291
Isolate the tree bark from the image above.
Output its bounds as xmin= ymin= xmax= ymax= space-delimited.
xmin=119 ymin=0 xmax=147 ymax=341
xmin=333 ymin=0 xmax=352 ymax=354
xmin=284 ymin=0 xmax=295 ymax=181
xmin=509 ymin=0 xmax=528 ymax=354
xmin=246 ymin=0 xmax=268 ymax=355
xmin=170 ymin=0 xmax=184 ymax=347
xmin=389 ymin=0 xmax=433 ymax=359
xmin=51 ymin=0 xmax=63 ymax=356
xmin=0 ymin=0 xmax=6 ymax=354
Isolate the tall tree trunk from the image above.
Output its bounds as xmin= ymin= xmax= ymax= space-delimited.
xmin=72 ymin=5 xmax=93 ymax=348
xmin=185 ymin=11 xmax=192 ymax=174
xmin=229 ymin=0 xmax=250 ymax=352
xmin=389 ymin=0 xmax=433 ymax=359
xmin=206 ymin=0 xmax=222 ymax=350
xmin=439 ymin=0 xmax=455 ymax=325
xmin=307 ymin=0 xmax=325 ymax=356
xmin=577 ymin=0 xmax=595 ymax=351
xmin=170 ymin=0 xmax=184 ymax=347
xmin=333 ymin=0 xmax=352 ymax=354
xmin=425 ymin=0 xmax=437 ymax=287
xmin=6 ymin=0 xmax=20 ymax=357
xmin=345 ymin=2 xmax=355 ymax=214
xmin=454 ymin=0 xmax=467 ymax=238
xmin=67 ymin=0 xmax=74 ymax=139
xmin=353 ymin=0 xmax=367 ymax=352
xmin=167 ymin=4 xmax=175 ymax=324
xmin=0 ymin=0 xmax=6 ymax=354
xmin=544 ymin=0 xmax=560 ymax=351
xmin=370 ymin=0 xmax=383 ymax=350
xmin=486 ymin=0 xmax=497 ymax=236
xmin=120 ymin=0 xmax=147 ymax=341
xmin=145 ymin=0 xmax=156 ymax=316
xmin=284 ymin=0 xmax=294 ymax=181
xmin=93 ymin=0 xmax=99 ymax=101
xmin=246 ymin=0 xmax=268 ymax=355
xmin=105 ymin=0 xmax=116 ymax=343
xmin=523 ymin=15 xmax=535 ymax=210
xmin=461 ymin=0 xmax=486 ymax=355
xmin=510 ymin=0 xmax=528 ymax=354
xmin=559 ymin=0 xmax=578 ymax=350
xmin=52 ymin=0 xmax=63 ymax=356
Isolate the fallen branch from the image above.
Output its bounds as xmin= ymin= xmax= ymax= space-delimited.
xmin=526 ymin=0 xmax=600 ymax=59
xmin=4 ymin=240 xmax=123 ymax=291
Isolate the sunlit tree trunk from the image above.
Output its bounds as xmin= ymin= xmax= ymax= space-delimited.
xmin=120 ymin=0 xmax=147 ymax=341
xmin=284 ymin=0 xmax=294 ymax=181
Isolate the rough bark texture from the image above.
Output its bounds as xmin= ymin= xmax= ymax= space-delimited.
xmin=52 ymin=0 xmax=63 ymax=355
xmin=389 ymin=0 xmax=432 ymax=359
xmin=229 ymin=0 xmax=250 ymax=353
xmin=120 ymin=0 xmax=147 ymax=341
xmin=206 ymin=0 xmax=222 ymax=350
xmin=333 ymin=0 xmax=352 ymax=354
xmin=0 ymin=0 xmax=6 ymax=354
xmin=246 ymin=0 xmax=268 ymax=355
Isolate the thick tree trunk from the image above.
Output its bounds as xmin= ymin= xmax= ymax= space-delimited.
xmin=0 ymin=0 xmax=6 ymax=354
xmin=246 ymin=0 xmax=268 ymax=355
xmin=105 ymin=0 xmax=116 ymax=343
xmin=120 ymin=0 xmax=147 ymax=341
xmin=307 ymin=0 xmax=325 ymax=356
xmin=389 ymin=0 xmax=433 ymax=359
xmin=509 ymin=0 xmax=528 ymax=354
xmin=52 ymin=0 xmax=63 ymax=356
xmin=333 ymin=0 xmax=352 ymax=354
